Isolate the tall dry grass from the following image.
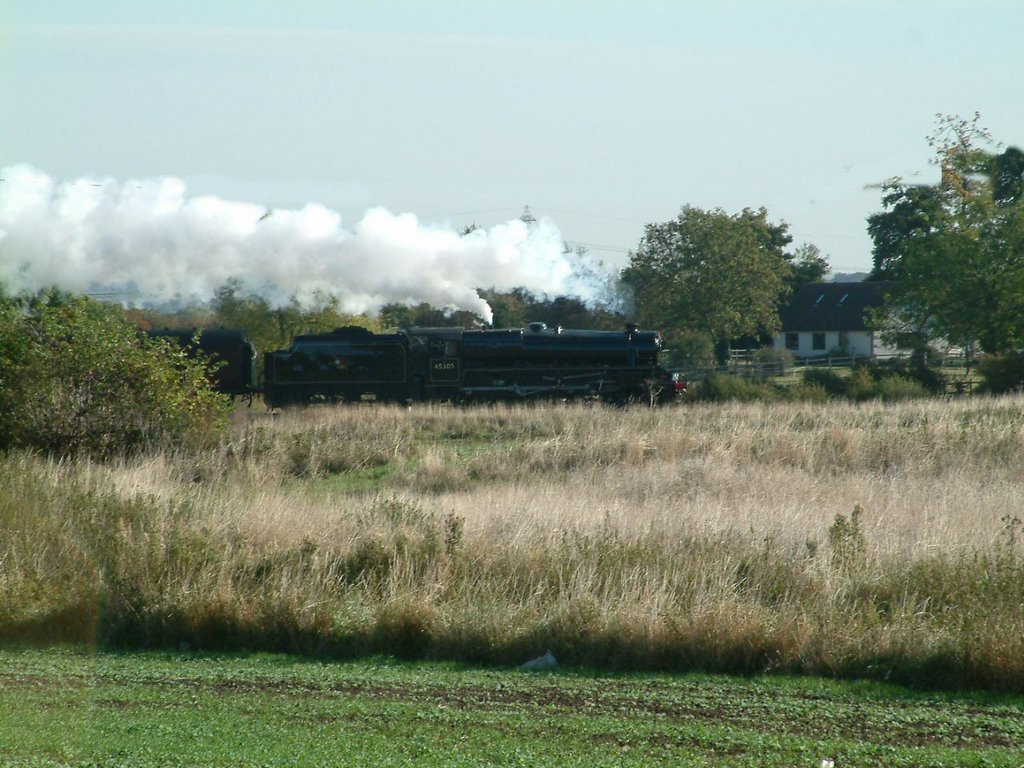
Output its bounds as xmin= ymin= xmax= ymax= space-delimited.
xmin=2 ymin=397 xmax=1024 ymax=689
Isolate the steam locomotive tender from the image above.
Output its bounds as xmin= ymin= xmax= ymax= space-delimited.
xmin=262 ymin=322 xmax=677 ymax=407
xmin=148 ymin=328 xmax=258 ymax=397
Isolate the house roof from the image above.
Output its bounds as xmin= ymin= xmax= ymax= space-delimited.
xmin=779 ymin=281 xmax=891 ymax=332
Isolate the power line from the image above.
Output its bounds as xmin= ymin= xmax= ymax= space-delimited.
xmin=536 ymin=207 xmax=647 ymax=225
xmin=565 ymin=241 xmax=632 ymax=254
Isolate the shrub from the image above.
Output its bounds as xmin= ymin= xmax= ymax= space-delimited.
xmin=691 ymin=374 xmax=777 ymax=402
xmin=976 ymin=352 xmax=1024 ymax=394
xmin=799 ymin=360 xmax=936 ymax=402
xmin=784 ymin=381 xmax=830 ymax=402
xmin=866 ymin=354 xmax=945 ymax=394
xmin=846 ymin=366 xmax=877 ymax=401
xmin=875 ymin=375 xmax=930 ymax=401
xmin=828 ymin=506 xmax=866 ymax=571
xmin=801 ymin=368 xmax=848 ymax=397
xmin=0 ymin=291 xmax=230 ymax=456
xmin=753 ymin=346 xmax=794 ymax=375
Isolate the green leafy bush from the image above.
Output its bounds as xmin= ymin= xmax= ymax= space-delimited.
xmin=976 ymin=352 xmax=1024 ymax=393
xmin=752 ymin=346 xmax=794 ymax=375
xmin=801 ymin=368 xmax=848 ymax=397
xmin=865 ymin=354 xmax=945 ymax=394
xmin=783 ymin=381 xmax=830 ymax=402
xmin=874 ymin=375 xmax=930 ymax=401
xmin=799 ymin=362 xmax=932 ymax=402
xmin=845 ymin=367 xmax=878 ymax=401
xmin=0 ymin=291 xmax=229 ymax=456
xmin=691 ymin=374 xmax=777 ymax=402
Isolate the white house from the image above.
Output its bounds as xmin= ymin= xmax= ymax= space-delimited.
xmin=773 ymin=281 xmax=897 ymax=359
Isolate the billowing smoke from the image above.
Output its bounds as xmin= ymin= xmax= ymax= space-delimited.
xmin=0 ymin=164 xmax=615 ymax=324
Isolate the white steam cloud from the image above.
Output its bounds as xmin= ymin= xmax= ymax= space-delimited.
xmin=0 ymin=164 xmax=614 ymax=324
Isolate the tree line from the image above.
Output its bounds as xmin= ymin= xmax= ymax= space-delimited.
xmin=2 ymin=113 xmax=1022 ymax=457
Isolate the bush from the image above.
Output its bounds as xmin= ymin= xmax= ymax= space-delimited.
xmin=801 ymin=368 xmax=848 ymax=397
xmin=753 ymin=346 xmax=794 ymax=375
xmin=976 ymin=352 xmax=1024 ymax=394
xmin=845 ymin=366 xmax=877 ymax=401
xmin=0 ymin=291 xmax=230 ymax=456
xmin=875 ymin=375 xmax=930 ymax=401
xmin=691 ymin=374 xmax=777 ymax=402
xmin=783 ymin=381 xmax=830 ymax=402
xmin=865 ymin=354 xmax=945 ymax=394
xmin=798 ymin=359 xmax=937 ymax=402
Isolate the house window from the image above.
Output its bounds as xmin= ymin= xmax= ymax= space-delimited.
xmin=812 ymin=332 xmax=826 ymax=351
xmin=785 ymin=333 xmax=799 ymax=351
xmin=838 ymin=331 xmax=849 ymax=350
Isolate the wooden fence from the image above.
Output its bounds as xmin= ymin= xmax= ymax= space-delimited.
xmin=673 ymin=350 xmax=976 ymax=392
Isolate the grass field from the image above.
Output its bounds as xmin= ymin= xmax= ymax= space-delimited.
xmin=2 ymin=397 xmax=1024 ymax=691
xmin=1 ymin=647 xmax=1022 ymax=767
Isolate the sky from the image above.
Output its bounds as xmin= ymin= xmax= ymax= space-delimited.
xmin=2 ymin=1 xmax=1023 ymax=315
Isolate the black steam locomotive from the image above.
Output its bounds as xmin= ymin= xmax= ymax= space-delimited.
xmin=263 ymin=322 xmax=678 ymax=407
xmin=153 ymin=323 xmax=680 ymax=406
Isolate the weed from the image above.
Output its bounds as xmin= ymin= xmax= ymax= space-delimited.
xmin=999 ymin=514 xmax=1022 ymax=548
xmin=828 ymin=505 xmax=866 ymax=570
xmin=443 ymin=511 xmax=465 ymax=555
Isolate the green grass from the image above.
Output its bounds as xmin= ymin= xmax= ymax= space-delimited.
xmin=1 ymin=648 xmax=1022 ymax=767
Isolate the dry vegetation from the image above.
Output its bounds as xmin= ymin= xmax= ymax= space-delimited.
xmin=3 ymin=397 xmax=1024 ymax=690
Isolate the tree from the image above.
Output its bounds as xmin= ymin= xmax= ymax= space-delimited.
xmin=788 ymin=243 xmax=831 ymax=287
xmin=866 ymin=183 xmax=945 ymax=281
xmin=991 ymin=146 xmax=1024 ymax=205
xmin=621 ymin=206 xmax=793 ymax=352
xmin=869 ymin=114 xmax=1024 ymax=354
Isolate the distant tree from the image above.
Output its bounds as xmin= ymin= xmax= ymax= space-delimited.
xmin=788 ymin=243 xmax=831 ymax=287
xmin=519 ymin=295 xmax=622 ymax=330
xmin=476 ymin=288 xmax=627 ymax=330
xmin=991 ymin=146 xmax=1024 ymax=205
xmin=478 ymin=289 xmax=530 ymax=328
xmin=126 ymin=304 xmax=214 ymax=330
xmin=378 ymin=302 xmax=419 ymax=330
xmin=211 ymin=279 xmax=378 ymax=351
xmin=870 ymin=114 xmax=1024 ymax=354
xmin=621 ymin=206 xmax=793 ymax=353
xmin=866 ymin=183 xmax=945 ymax=281
xmin=378 ymin=301 xmax=484 ymax=329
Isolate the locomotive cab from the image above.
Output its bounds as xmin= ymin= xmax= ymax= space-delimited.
xmin=404 ymin=328 xmax=464 ymax=402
